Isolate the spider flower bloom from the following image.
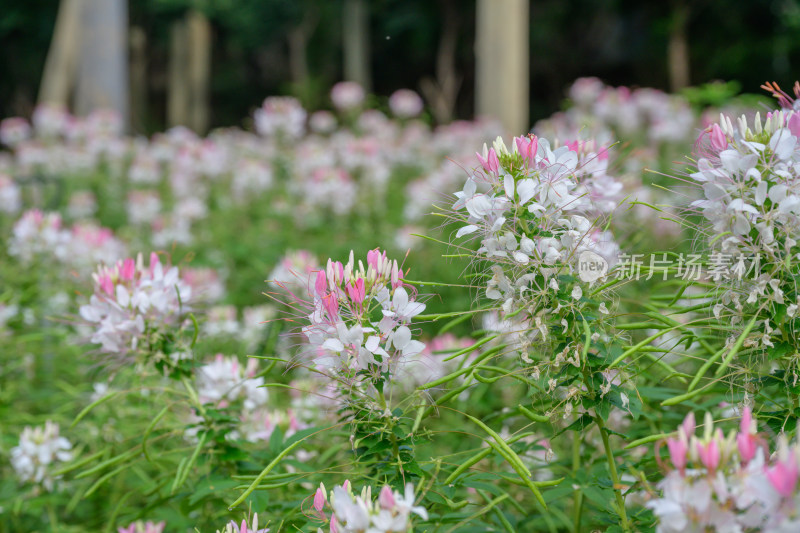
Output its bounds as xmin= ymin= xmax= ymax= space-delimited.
xmin=0 ymin=117 xmax=31 ymax=147
xmin=389 ymin=89 xmax=424 ymax=119
xmin=10 ymin=421 xmax=72 ymax=491
xmin=330 ymin=81 xmax=366 ymax=111
xmin=117 ymin=521 xmax=166 ymax=533
xmin=79 ymin=252 xmax=192 ymax=356
xmin=215 ymin=515 xmax=268 ymax=533
xmin=690 ymin=105 xmax=800 ymax=353
xmin=8 ymin=210 xmax=70 ymax=263
xmin=296 ymin=249 xmax=425 ymax=383
xmin=312 ymin=481 xmax=427 ymax=533
xmin=646 ymin=408 xmax=800 ymax=532
xmin=450 ymin=134 xmax=622 ymax=363
xmin=254 ymin=96 xmax=306 ymax=139
xmin=268 ymin=250 xmax=320 ymax=294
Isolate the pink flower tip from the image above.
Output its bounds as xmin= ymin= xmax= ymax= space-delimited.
xmin=666 ymin=437 xmax=688 ymax=471
xmin=321 ymin=292 xmax=339 ymax=319
xmin=788 ymin=112 xmax=800 ymax=138
xmin=709 ymin=123 xmax=727 ymax=151
xmin=120 ymin=258 xmax=136 ymax=281
xmin=313 ymin=487 xmax=325 ymax=511
xmin=99 ymin=273 xmax=114 ymax=296
xmin=767 ymin=458 xmax=799 ymax=498
xmin=346 ymin=277 xmax=366 ymax=304
xmin=681 ymin=412 xmax=696 ymax=438
xmin=515 ymin=135 xmax=538 ymax=163
xmin=315 ymin=270 xmax=327 ymax=296
xmin=477 ymin=148 xmax=499 ymax=174
xmin=737 ymin=432 xmax=757 ymax=464
xmin=696 ymin=439 xmax=720 ymax=472
xmin=379 ymin=485 xmax=396 ymax=509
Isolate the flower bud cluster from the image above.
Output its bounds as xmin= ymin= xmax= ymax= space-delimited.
xmin=451 ymin=134 xmax=622 ymax=361
xmin=299 ymin=249 xmax=426 ymax=383
xmin=692 ymin=109 xmax=800 ymax=351
xmin=648 ymin=408 xmax=800 ymax=531
xmin=79 ymin=253 xmax=191 ymax=355
xmin=310 ymin=480 xmax=427 ymax=533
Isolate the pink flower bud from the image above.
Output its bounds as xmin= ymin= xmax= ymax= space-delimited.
xmin=321 ymin=292 xmax=339 ymax=319
xmin=330 ymin=515 xmax=339 ymax=533
xmin=99 ymin=273 xmax=114 ymax=296
xmin=566 ymin=140 xmax=580 ymax=153
xmin=667 ymin=437 xmax=688 ymax=472
xmin=476 ymin=148 xmax=499 ymax=174
xmin=379 ymin=485 xmax=396 ymax=509
xmin=709 ymin=123 xmax=727 ymax=151
xmin=740 ymin=406 xmax=753 ymax=434
xmin=737 ymin=432 xmax=757 ymax=464
xmin=788 ymin=113 xmax=800 ymax=138
xmin=696 ymin=439 xmax=720 ymax=472
xmin=346 ymin=277 xmax=366 ymax=304
xmin=767 ymin=457 xmax=799 ymax=498
xmin=488 ymin=148 xmax=499 ymax=173
xmin=367 ymin=248 xmax=380 ymax=270
xmin=120 ymin=258 xmax=136 ymax=281
xmin=515 ymin=135 xmax=538 ymax=165
xmin=314 ymin=487 xmax=326 ymax=511
xmin=680 ymin=412 xmax=696 ymax=439
xmin=315 ymin=270 xmax=327 ymax=296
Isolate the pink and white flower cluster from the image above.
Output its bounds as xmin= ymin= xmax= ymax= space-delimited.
xmin=214 ymin=515 xmax=268 ymax=533
xmin=8 ymin=209 xmax=126 ymax=272
xmin=79 ymin=253 xmax=191 ymax=355
xmin=298 ymin=249 xmax=426 ymax=383
xmin=691 ymin=109 xmax=800 ymax=350
xmin=196 ymin=355 xmax=268 ymax=409
xmin=311 ymin=480 xmax=428 ymax=533
xmin=536 ymin=77 xmax=694 ymax=147
xmin=8 ymin=209 xmax=70 ymax=262
xmin=10 ymin=421 xmax=72 ymax=491
xmin=269 ymin=250 xmax=320 ymax=293
xmin=254 ymin=96 xmax=307 ymax=140
xmin=450 ymin=135 xmax=621 ymax=358
xmin=118 ymin=521 xmax=166 ymax=533
xmin=647 ymin=409 xmax=800 ymax=532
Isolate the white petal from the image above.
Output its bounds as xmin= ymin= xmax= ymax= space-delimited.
xmin=392 ymin=326 xmax=412 ymax=350
xmin=456 ymin=225 xmax=479 ymax=238
xmin=322 ymin=338 xmax=345 ymax=352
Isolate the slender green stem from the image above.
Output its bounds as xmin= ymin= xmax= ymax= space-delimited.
xmin=572 ymin=435 xmax=583 ymax=533
xmin=594 ymin=416 xmax=629 ymax=532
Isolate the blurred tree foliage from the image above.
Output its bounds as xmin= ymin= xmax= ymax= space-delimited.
xmin=0 ymin=0 xmax=799 ymax=130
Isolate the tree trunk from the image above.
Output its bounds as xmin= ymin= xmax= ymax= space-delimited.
xmin=38 ymin=0 xmax=83 ymax=107
xmin=343 ymin=0 xmax=370 ymax=90
xmin=167 ymin=18 xmax=190 ymax=129
xmin=129 ymin=25 xmax=147 ymax=133
xmin=74 ymin=0 xmax=129 ymax=128
xmin=475 ymin=0 xmax=529 ymax=135
xmin=187 ymin=11 xmax=211 ymax=134
xmin=668 ymin=1 xmax=690 ymax=92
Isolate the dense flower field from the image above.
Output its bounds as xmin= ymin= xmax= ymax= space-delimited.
xmin=3 ymin=79 xmax=800 ymax=532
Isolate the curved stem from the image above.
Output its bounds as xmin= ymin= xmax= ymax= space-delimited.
xmin=594 ymin=415 xmax=629 ymax=532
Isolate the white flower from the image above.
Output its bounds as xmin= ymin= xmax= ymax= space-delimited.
xmin=10 ymin=421 xmax=72 ymax=491
xmin=391 ymin=326 xmax=426 ymax=358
